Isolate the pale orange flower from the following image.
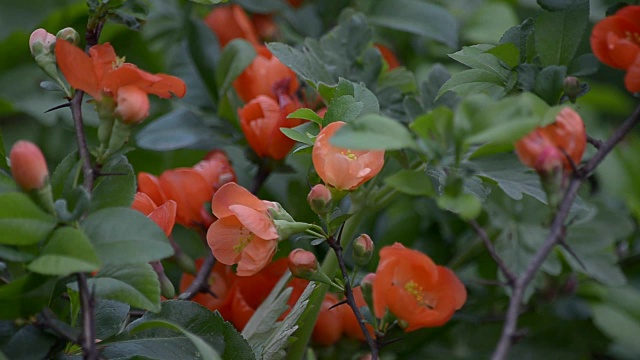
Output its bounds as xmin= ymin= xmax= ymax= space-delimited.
xmin=312 ymin=121 xmax=385 ymax=190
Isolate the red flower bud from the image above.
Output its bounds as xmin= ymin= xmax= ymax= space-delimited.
xmin=352 ymin=234 xmax=374 ymax=267
xmin=288 ymin=249 xmax=318 ymax=279
xmin=9 ymin=141 xmax=49 ymax=191
xmin=115 ymin=85 xmax=150 ymax=124
xmin=307 ymin=184 xmax=333 ymax=216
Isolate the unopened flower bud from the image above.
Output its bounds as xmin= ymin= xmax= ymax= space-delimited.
xmin=563 ymin=76 xmax=581 ymax=103
xmin=115 ymin=86 xmax=150 ymax=124
xmin=352 ymin=234 xmax=374 ymax=267
xmin=56 ymin=27 xmax=80 ymax=46
xmin=288 ymin=249 xmax=318 ymax=278
xmin=360 ymin=273 xmax=375 ymax=310
xmin=29 ymin=28 xmax=56 ymax=56
xmin=10 ymin=141 xmax=49 ymax=191
xmin=307 ymin=184 xmax=333 ymax=216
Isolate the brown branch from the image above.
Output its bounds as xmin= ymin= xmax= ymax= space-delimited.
xmin=491 ymin=103 xmax=640 ymax=360
xmin=77 ymin=273 xmax=99 ymax=360
xmin=469 ymin=220 xmax=516 ymax=286
xmin=326 ymin=235 xmax=379 ymax=359
xmin=177 ymin=252 xmax=217 ymax=300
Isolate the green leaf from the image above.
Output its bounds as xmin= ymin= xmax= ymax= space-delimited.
xmin=0 ymin=192 xmax=57 ymax=246
xmin=130 ymin=320 xmax=221 ymax=360
xmin=591 ymin=304 xmax=640 ymax=354
xmin=568 ymin=53 xmax=599 ymax=76
xmin=266 ymin=42 xmax=334 ymax=85
xmin=330 ymin=114 xmax=417 ymax=150
xmin=90 ymin=155 xmax=135 ymax=212
xmin=324 ymin=96 xmax=365 ymax=124
xmin=534 ymin=0 xmax=589 ymax=66
xmin=364 ymin=0 xmax=458 ymax=48
xmin=280 ymin=128 xmax=315 ymax=146
xmin=486 ymin=43 xmax=520 ymax=69
xmin=215 ymin=39 xmax=256 ymax=97
xmin=437 ymin=193 xmax=482 ymax=220
xmin=187 ymin=17 xmax=221 ymax=103
xmin=533 ymin=65 xmax=567 ymax=105
xmin=287 ymin=108 xmax=323 ymax=125
xmin=69 ymin=263 xmax=161 ymax=312
xmin=234 ymin=0 xmax=287 ymax=13
xmin=0 ymin=274 xmax=56 ymax=319
xmin=0 ymin=325 xmax=55 ymax=360
xmin=50 ymin=151 xmax=80 ymax=200
xmin=103 ymin=300 xmax=254 ymax=360
xmin=384 ymin=169 xmax=435 ymax=197
xmin=136 ymin=108 xmax=221 ymax=151
xmin=0 ymin=244 xmax=35 ymax=262
xmin=27 ymin=226 xmax=100 ymax=276
xmin=0 ymin=173 xmax=17 ymax=194
xmin=449 ymin=45 xmax=511 ymax=81
xmin=81 ymin=207 xmax=173 ymax=266
xmin=95 ymin=299 xmax=130 ymax=340
xmin=438 ymin=69 xmax=506 ymax=99
xmin=462 ymin=2 xmax=519 ymax=45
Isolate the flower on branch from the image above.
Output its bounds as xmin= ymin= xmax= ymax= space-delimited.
xmin=206 ymin=182 xmax=281 ymax=276
xmin=233 ymin=46 xmax=299 ymax=103
xmin=372 ymin=243 xmax=467 ymax=332
xmin=312 ymin=121 xmax=385 ymax=191
xmin=131 ymin=192 xmax=177 ymax=237
xmin=590 ymin=5 xmax=640 ymax=92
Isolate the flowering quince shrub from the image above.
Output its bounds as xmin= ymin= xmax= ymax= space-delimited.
xmin=3 ymin=1 xmax=640 ymax=360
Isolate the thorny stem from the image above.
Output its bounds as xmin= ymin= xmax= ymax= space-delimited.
xmin=327 ymin=234 xmax=379 ymax=359
xmin=77 ymin=273 xmax=99 ymax=360
xmin=491 ymin=104 xmax=640 ymax=360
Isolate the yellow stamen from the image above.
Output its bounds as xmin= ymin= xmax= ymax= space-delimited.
xmin=340 ymin=149 xmax=358 ymax=160
xmin=233 ymin=228 xmax=253 ymax=254
xmin=404 ymin=280 xmax=435 ymax=309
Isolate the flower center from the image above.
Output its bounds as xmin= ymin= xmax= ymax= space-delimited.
xmin=340 ymin=149 xmax=358 ymax=160
xmin=113 ymin=56 xmax=126 ymax=69
xmin=233 ymin=227 xmax=253 ymax=254
xmin=625 ymin=31 xmax=640 ymax=45
xmin=404 ymin=280 xmax=435 ymax=309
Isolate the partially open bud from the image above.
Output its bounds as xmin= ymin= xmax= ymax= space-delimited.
xmin=29 ymin=28 xmax=56 ymax=56
xmin=56 ymin=27 xmax=80 ymax=46
xmin=288 ymin=249 xmax=318 ymax=278
xmin=307 ymin=184 xmax=333 ymax=216
xmin=10 ymin=141 xmax=49 ymax=191
xmin=352 ymin=234 xmax=374 ymax=267
xmin=115 ymin=86 xmax=150 ymax=124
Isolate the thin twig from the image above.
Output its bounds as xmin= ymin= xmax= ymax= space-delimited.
xmin=250 ymin=161 xmax=271 ymax=195
xmin=77 ymin=273 xmax=99 ymax=360
xmin=326 ymin=235 xmax=379 ymax=359
xmin=178 ymin=253 xmax=216 ymax=300
xmin=491 ymin=103 xmax=640 ymax=360
xmin=36 ymin=308 xmax=80 ymax=344
xmin=469 ymin=220 xmax=516 ymax=286
xmin=586 ymin=135 xmax=603 ymax=149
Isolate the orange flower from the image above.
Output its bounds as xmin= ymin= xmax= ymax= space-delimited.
xmin=9 ymin=141 xmax=48 ymax=191
xmin=55 ymin=40 xmax=186 ymax=102
xmin=590 ymin=6 xmax=640 ymax=92
xmin=372 ymin=243 xmax=467 ymax=332
xmin=312 ymin=293 xmax=344 ymax=346
xmin=206 ymin=182 xmax=280 ymax=276
xmin=233 ymin=46 xmax=299 ymax=103
xmin=252 ymin=14 xmax=279 ymax=42
xmin=515 ymin=107 xmax=586 ymax=173
xmin=312 ymin=121 xmax=385 ymax=190
xmin=204 ymin=4 xmax=259 ymax=48
xmin=131 ymin=192 xmax=177 ymax=237
xmin=238 ymin=94 xmax=303 ymax=160
xmin=374 ymin=44 xmax=401 ymax=70
xmin=137 ymin=151 xmax=236 ymax=228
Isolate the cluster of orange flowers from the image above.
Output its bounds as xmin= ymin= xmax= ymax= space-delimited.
xmin=206 ymin=4 xmax=306 ymax=160
xmin=590 ymin=5 xmax=640 ymax=93
xmin=136 ymin=151 xmax=236 ymax=229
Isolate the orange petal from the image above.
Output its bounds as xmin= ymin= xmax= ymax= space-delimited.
xmin=89 ymin=43 xmax=117 ymax=84
xmin=229 ymin=204 xmax=278 ymax=240
xmin=211 ymin=182 xmax=269 ymax=218
xmin=236 ymin=236 xmax=277 ymax=276
xmin=132 ymin=192 xmax=157 ymax=216
xmin=160 ymin=169 xmax=212 ymax=227
xmin=207 ymin=216 xmax=245 ymax=265
xmin=137 ymin=172 xmax=167 ymax=207
xmin=148 ymin=200 xmax=177 ymax=237
xmin=55 ymin=40 xmax=100 ymax=99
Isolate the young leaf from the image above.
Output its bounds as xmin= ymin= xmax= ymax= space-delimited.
xmin=27 ymin=226 xmax=100 ymax=276
xmin=287 ymin=108 xmax=323 ymax=125
xmin=130 ymin=320 xmax=221 ymax=360
xmin=95 ymin=299 xmax=130 ymax=340
xmin=81 ymin=207 xmax=173 ymax=266
xmin=0 ymin=192 xmax=57 ymax=246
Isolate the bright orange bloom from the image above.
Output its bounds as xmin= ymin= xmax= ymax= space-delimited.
xmin=180 ymin=258 xmax=236 ymax=321
xmin=374 ymin=44 xmax=401 ymax=70
xmin=9 ymin=141 xmax=48 ymax=191
xmin=55 ymin=40 xmax=186 ymax=102
xmin=312 ymin=121 xmax=385 ymax=190
xmin=341 ymin=287 xmax=375 ymax=341
xmin=515 ymin=107 xmax=586 ymax=173
xmin=233 ymin=46 xmax=299 ymax=103
xmin=204 ymin=4 xmax=259 ymax=48
xmin=590 ymin=6 xmax=640 ymax=92
xmin=373 ymin=243 xmax=467 ymax=332
xmin=312 ymin=293 xmax=344 ymax=346
xmin=238 ymin=94 xmax=303 ymax=160
xmin=207 ymin=182 xmax=280 ymax=276
xmin=131 ymin=192 xmax=177 ymax=237
xmin=137 ymin=151 xmax=236 ymax=228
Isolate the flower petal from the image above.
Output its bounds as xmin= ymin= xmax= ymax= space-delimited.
xmin=207 ymin=216 xmax=246 ymax=265
xmin=211 ymin=182 xmax=269 ymax=218
xmin=55 ymin=40 xmax=100 ymax=99
xmin=229 ymin=204 xmax=278 ymax=240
